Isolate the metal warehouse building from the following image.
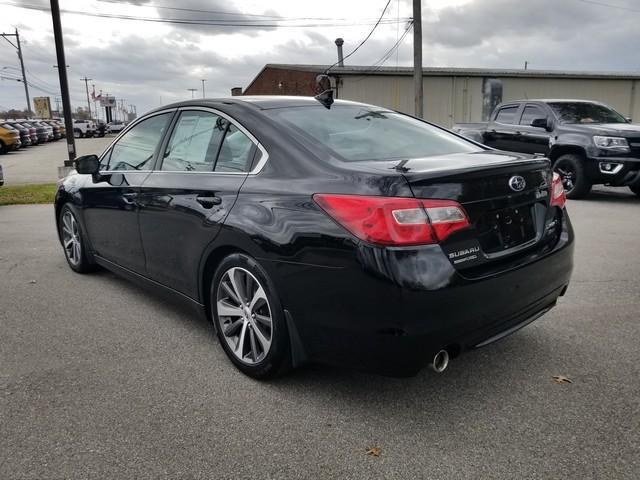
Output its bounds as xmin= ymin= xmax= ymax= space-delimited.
xmin=243 ymin=64 xmax=640 ymax=127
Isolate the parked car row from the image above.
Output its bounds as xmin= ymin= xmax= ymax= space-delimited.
xmin=0 ymin=119 xmax=67 ymax=153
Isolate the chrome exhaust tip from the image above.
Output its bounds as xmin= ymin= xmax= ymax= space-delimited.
xmin=430 ymin=349 xmax=449 ymax=373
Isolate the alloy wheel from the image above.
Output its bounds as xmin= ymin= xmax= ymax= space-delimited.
xmin=61 ymin=210 xmax=82 ymax=266
xmin=554 ymin=161 xmax=576 ymax=194
xmin=216 ymin=267 xmax=273 ymax=365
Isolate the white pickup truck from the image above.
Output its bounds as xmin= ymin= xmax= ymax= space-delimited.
xmin=72 ymin=119 xmax=95 ymax=138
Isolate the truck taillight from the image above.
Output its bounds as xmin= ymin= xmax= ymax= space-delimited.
xmin=550 ymin=172 xmax=566 ymax=209
xmin=313 ymin=194 xmax=470 ymax=246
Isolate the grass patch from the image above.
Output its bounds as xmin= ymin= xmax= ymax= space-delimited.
xmin=0 ymin=183 xmax=57 ymax=206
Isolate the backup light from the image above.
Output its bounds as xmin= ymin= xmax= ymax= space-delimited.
xmin=550 ymin=172 xmax=566 ymax=209
xmin=313 ymin=194 xmax=470 ymax=246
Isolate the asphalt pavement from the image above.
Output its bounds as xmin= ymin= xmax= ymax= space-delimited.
xmin=0 ymin=188 xmax=639 ymax=479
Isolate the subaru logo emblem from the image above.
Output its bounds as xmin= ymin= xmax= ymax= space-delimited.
xmin=508 ymin=175 xmax=526 ymax=192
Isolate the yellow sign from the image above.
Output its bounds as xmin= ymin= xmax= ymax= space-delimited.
xmin=33 ymin=97 xmax=52 ymax=119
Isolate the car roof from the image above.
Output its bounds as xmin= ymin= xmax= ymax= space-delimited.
xmin=159 ymin=95 xmax=373 ymax=112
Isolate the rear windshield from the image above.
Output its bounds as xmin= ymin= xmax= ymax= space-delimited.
xmin=548 ymin=102 xmax=627 ymax=124
xmin=268 ymin=105 xmax=481 ymax=162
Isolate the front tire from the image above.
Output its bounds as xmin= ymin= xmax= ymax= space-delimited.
xmin=58 ymin=205 xmax=95 ymax=273
xmin=73 ymin=129 xmax=83 ymax=139
xmin=553 ymin=153 xmax=592 ymax=199
xmin=211 ymin=253 xmax=291 ymax=379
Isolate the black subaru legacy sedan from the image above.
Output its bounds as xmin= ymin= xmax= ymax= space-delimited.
xmin=54 ymin=96 xmax=574 ymax=378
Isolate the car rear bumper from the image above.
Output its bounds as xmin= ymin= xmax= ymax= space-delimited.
xmin=270 ymin=209 xmax=574 ymax=376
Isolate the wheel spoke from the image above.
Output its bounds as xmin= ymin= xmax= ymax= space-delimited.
xmin=221 ymin=280 xmax=240 ymax=304
xmin=223 ymin=319 xmax=244 ymax=337
xmin=249 ymin=285 xmax=266 ymax=311
xmin=250 ymin=320 xmax=271 ymax=352
xmin=249 ymin=327 xmax=259 ymax=361
xmin=63 ymin=214 xmax=72 ymax=232
xmin=217 ymin=300 xmax=243 ymax=318
xmin=254 ymin=313 xmax=271 ymax=328
xmin=64 ymin=238 xmax=74 ymax=249
xmin=73 ymin=241 xmax=81 ymax=261
xmin=228 ymin=268 xmax=247 ymax=304
xmin=234 ymin=321 xmax=248 ymax=357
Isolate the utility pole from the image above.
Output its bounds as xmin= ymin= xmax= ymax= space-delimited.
xmin=0 ymin=29 xmax=31 ymax=116
xmin=50 ymin=0 xmax=77 ymax=166
xmin=188 ymin=88 xmax=197 ymax=99
xmin=80 ymin=76 xmax=92 ymax=119
xmin=201 ymin=79 xmax=206 ymax=98
xmin=413 ymin=0 xmax=423 ymax=118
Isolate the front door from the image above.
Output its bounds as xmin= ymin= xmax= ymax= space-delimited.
xmin=81 ymin=111 xmax=175 ymax=273
xmin=138 ymin=108 xmax=259 ymax=298
xmin=516 ymin=104 xmax=552 ymax=155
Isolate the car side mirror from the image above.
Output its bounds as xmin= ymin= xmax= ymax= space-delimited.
xmin=75 ymin=154 xmax=100 ymax=175
xmin=626 ymin=117 xmax=632 ymax=123
xmin=531 ymin=117 xmax=552 ymax=131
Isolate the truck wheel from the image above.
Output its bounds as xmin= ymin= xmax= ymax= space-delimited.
xmin=0 ymin=140 xmax=6 ymax=155
xmin=629 ymin=186 xmax=640 ymax=197
xmin=553 ymin=154 xmax=592 ymax=199
xmin=73 ymin=129 xmax=83 ymax=139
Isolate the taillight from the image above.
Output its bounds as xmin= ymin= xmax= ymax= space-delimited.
xmin=550 ymin=172 xmax=566 ymax=209
xmin=313 ymin=194 xmax=470 ymax=246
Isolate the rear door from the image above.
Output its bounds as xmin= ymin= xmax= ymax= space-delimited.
xmin=81 ymin=110 xmax=175 ymax=273
xmin=137 ymin=107 xmax=262 ymax=298
xmin=484 ymin=104 xmax=523 ymax=152
xmin=516 ymin=103 xmax=552 ymax=155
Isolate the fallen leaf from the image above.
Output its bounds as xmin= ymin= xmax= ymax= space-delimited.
xmin=552 ymin=375 xmax=572 ymax=384
xmin=366 ymin=447 xmax=381 ymax=457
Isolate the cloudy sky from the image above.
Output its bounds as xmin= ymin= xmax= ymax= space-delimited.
xmin=1 ymin=0 xmax=639 ymax=116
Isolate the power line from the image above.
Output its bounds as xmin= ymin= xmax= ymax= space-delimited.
xmin=96 ymin=0 xmax=385 ymax=21
xmin=0 ymin=1 xmax=410 ymax=28
xmin=576 ymin=0 xmax=640 ymax=13
xmin=326 ymin=0 xmax=392 ymax=73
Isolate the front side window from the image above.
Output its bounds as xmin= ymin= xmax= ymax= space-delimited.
xmin=107 ymin=112 xmax=172 ymax=171
xmin=494 ymin=106 xmax=519 ymax=124
xmin=520 ymin=105 xmax=546 ymax=126
xmin=162 ymin=111 xmax=228 ymax=172
xmin=268 ymin=105 xmax=480 ymax=162
xmin=548 ymin=102 xmax=627 ymax=124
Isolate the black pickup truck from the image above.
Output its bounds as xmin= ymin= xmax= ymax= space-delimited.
xmin=453 ymin=99 xmax=640 ymax=198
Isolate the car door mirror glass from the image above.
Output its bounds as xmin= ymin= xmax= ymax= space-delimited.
xmin=75 ymin=154 xmax=100 ymax=174
xmin=530 ymin=117 xmax=550 ymax=130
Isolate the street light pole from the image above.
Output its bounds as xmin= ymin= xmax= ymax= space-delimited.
xmin=201 ymin=79 xmax=206 ymax=98
xmin=188 ymin=88 xmax=197 ymax=99
xmin=50 ymin=0 xmax=76 ymax=166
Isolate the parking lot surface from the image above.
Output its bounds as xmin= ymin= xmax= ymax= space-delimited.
xmin=0 ymin=136 xmax=113 ymax=185
xmin=1 ymin=189 xmax=639 ymax=479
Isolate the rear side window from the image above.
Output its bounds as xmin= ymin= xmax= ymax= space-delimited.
xmin=106 ymin=112 xmax=172 ymax=171
xmin=214 ymin=124 xmax=255 ymax=173
xmin=494 ymin=106 xmax=519 ymax=124
xmin=519 ymin=105 xmax=546 ymax=125
xmin=162 ymin=111 xmax=228 ymax=172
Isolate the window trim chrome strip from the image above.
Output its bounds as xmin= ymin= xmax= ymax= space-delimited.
xmin=97 ymin=105 xmax=269 ymax=176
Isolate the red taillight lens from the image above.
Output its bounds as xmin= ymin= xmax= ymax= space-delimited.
xmin=550 ymin=172 xmax=566 ymax=209
xmin=313 ymin=194 xmax=470 ymax=246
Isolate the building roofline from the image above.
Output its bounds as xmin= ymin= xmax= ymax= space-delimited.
xmin=262 ymin=63 xmax=640 ymax=80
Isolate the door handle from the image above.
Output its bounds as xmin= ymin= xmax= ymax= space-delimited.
xmin=122 ymin=192 xmax=137 ymax=205
xmin=196 ymin=195 xmax=222 ymax=208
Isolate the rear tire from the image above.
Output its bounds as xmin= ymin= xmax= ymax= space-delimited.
xmin=211 ymin=253 xmax=291 ymax=379
xmin=553 ymin=153 xmax=592 ymax=199
xmin=73 ymin=129 xmax=83 ymax=139
xmin=0 ymin=140 xmax=6 ymax=155
xmin=629 ymin=186 xmax=640 ymax=197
